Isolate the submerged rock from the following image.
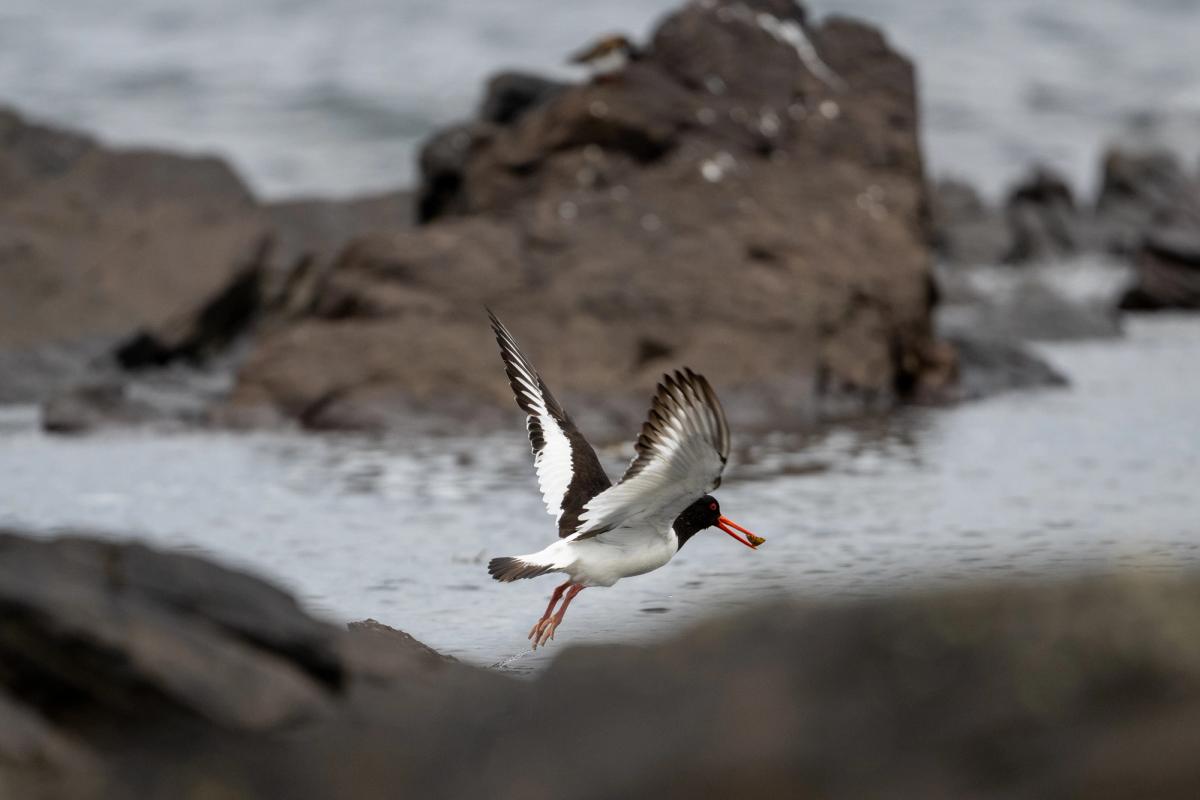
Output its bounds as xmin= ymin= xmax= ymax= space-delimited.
xmin=3 ymin=529 xmax=1200 ymax=798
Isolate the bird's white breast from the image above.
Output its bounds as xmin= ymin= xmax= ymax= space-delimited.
xmin=564 ymin=524 xmax=678 ymax=587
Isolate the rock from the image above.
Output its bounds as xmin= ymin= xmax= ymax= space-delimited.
xmin=0 ymin=532 xmax=343 ymax=731
xmin=234 ymin=0 xmax=950 ymax=433
xmin=479 ymin=71 xmax=570 ymax=126
xmin=0 ymin=339 xmax=113 ymax=405
xmin=930 ymin=178 xmax=1012 ymax=265
xmin=5 ymin=529 xmax=1200 ymax=799
xmin=941 ymin=333 xmax=1068 ymax=400
xmin=40 ymin=381 xmax=158 ymax=434
xmin=1119 ymin=226 xmax=1200 ymax=310
xmin=0 ymin=106 xmax=268 ymax=351
xmin=345 ymin=619 xmax=458 ymax=676
xmin=115 ymin=236 xmax=271 ymax=369
xmin=415 ymin=122 xmax=495 ymax=223
xmin=1003 ymin=166 xmax=1083 ymax=263
xmin=1095 ymin=148 xmax=1200 ymax=255
xmin=940 ymin=278 xmax=1122 ymax=342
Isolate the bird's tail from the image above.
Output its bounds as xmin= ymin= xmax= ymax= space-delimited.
xmin=487 ymin=556 xmax=555 ymax=582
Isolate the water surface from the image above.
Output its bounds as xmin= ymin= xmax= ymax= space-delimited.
xmin=1 ymin=317 xmax=1197 ymax=669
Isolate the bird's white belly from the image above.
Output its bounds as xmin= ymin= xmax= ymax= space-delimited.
xmin=565 ymin=526 xmax=678 ymax=588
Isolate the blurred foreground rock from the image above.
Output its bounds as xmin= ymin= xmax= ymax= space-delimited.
xmin=3 ymin=529 xmax=1200 ymax=799
xmin=228 ymin=0 xmax=953 ymax=433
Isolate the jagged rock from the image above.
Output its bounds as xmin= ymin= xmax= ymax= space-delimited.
xmin=234 ymin=0 xmax=949 ymax=433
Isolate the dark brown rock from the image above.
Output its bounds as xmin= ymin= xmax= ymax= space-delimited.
xmin=234 ymin=0 xmax=949 ymax=433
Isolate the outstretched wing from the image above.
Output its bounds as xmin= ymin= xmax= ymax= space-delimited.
xmin=488 ymin=310 xmax=612 ymax=537
xmin=570 ymin=368 xmax=730 ymax=540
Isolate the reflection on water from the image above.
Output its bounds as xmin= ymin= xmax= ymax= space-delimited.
xmin=1 ymin=317 xmax=1198 ymax=669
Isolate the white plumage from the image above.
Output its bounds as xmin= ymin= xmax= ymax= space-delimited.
xmin=485 ymin=311 xmax=759 ymax=648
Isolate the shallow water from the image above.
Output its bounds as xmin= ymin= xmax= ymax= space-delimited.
xmin=1 ymin=0 xmax=1197 ymax=198
xmin=1 ymin=316 xmax=1198 ymax=670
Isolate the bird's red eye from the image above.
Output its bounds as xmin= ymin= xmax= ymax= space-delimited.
xmin=709 ymin=502 xmax=717 ymax=511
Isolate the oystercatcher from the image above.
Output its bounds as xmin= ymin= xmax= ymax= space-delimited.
xmin=486 ymin=311 xmax=764 ymax=649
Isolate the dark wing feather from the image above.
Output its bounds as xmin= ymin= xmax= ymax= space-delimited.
xmin=488 ymin=310 xmax=612 ymax=536
xmin=570 ymin=368 xmax=730 ymax=540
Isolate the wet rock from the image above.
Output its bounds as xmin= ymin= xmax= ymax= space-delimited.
xmin=0 ymin=339 xmax=114 ymax=405
xmin=1119 ymin=226 xmax=1200 ymax=310
xmin=235 ymin=0 xmax=949 ymax=432
xmin=5 ymin=529 xmax=1200 ymax=799
xmin=1004 ymin=166 xmax=1082 ymax=263
xmin=930 ymin=178 xmax=1012 ymax=265
xmin=940 ymin=279 xmax=1122 ymax=342
xmin=40 ymin=381 xmax=159 ymax=434
xmin=1095 ymin=148 xmax=1200 ymax=255
xmin=941 ymin=333 xmax=1068 ymax=399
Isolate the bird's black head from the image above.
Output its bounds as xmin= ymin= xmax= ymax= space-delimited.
xmin=673 ymin=496 xmax=764 ymax=550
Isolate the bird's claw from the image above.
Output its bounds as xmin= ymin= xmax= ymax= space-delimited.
xmin=529 ymin=617 xmax=555 ymax=648
xmin=530 ymin=618 xmax=560 ymax=650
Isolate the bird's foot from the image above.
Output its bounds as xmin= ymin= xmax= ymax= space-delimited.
xmin=528 ymin=616 xmax=554 ymax=646
xmin=534 ymin=618 xmax=562 ymax=649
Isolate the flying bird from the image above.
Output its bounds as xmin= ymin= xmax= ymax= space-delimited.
xmin=486 ymin=311 xmax=764 ymax=649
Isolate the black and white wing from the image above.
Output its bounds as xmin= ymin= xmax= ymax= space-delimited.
xmin=570 ymin=368 xmax=730 ymax=540
xmin=488 ymin=310 xmax=612 ymax=537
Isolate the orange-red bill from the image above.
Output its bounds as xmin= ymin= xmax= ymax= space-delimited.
xmin=717 ymin=516 xmax=765 ymax=549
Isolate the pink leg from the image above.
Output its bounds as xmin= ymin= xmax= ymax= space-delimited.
xmin=534 ymin=585 xmax=585 ymax=649
xmin=529 ymin=580 xmax=571 ymax=641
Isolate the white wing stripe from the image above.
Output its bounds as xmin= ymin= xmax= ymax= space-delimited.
xmin=571 ymin=369 xmax=730 ymax=539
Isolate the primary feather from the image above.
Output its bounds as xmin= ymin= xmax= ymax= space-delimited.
xmin=488 ymin=310 xmax=612 ymax=536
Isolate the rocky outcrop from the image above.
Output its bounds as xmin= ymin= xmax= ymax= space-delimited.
xmin=4 ymin=529 xmax=1200 ymax=799
xmin=231 ymin=0 xmax=950 ymax=433
xmin=933 ymin=149 xmax=1200 ymax=281
xmin=1119 ymin=226 xmax=1200 ymax=310
xmin=0 ymin=106 xmax=416 ymax=415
